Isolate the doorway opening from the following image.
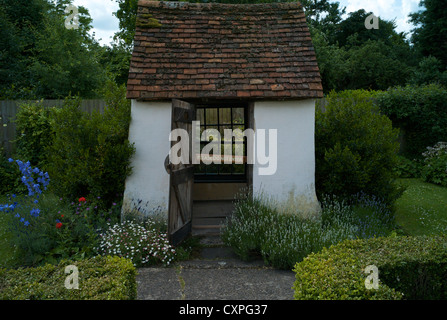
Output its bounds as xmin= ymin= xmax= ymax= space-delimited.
xmin=192 ymin=102 xmax=253 ymax=236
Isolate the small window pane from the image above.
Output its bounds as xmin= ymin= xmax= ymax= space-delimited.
xmin=197 ymin=108 xmax=205 ymax=125
xmin=219 ymin=108 xmax=232 ymax=125
xmin=219 ymin=125 xmax=232 ymax=142
xmin=233 ymin=108 xmax=244 ymax=125
xmin=207 ymin=108 xmax=218 ymax=125
xmin=202 ymin=126 xmax=219 ymax=143
xmin=232 ymin=164 xmax=245 ymax=175
xmin=232 ymin=126 xmax=246 ymax=142
xmin=219 ymin=164 xmax=232 ymax=175
xmin=207 ymin=163 xmax=218 ymax=174
xmin=233 ymin=142 xmax=246 ymax=157
xmin=195 ymin=163 xmax=207 ymax=174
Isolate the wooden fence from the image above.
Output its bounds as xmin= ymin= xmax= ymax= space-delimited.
xmin=0 ymin=99 xmax=106 ymax=157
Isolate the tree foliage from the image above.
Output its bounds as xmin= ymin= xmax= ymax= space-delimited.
xmin=0 ymin=0 xmax=112 ymax=99
xmin=410 ymin=0 xmax=447 ymax=69
xmin=332 ymin=9 xmax=405 ymax=48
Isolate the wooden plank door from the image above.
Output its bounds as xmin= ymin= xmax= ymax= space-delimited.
xmin=167 ymin=99 xmax=195 ymax=246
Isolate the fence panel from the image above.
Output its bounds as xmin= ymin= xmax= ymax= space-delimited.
xmin=0 ymin=99 xmax=106 ymax=157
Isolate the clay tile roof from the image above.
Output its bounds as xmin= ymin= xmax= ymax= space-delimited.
xmin=127 ymin=0 xmax=323 ymax=101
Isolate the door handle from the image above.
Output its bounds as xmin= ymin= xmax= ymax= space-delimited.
xmin=164 ymin=154 xmax=172 ymax=174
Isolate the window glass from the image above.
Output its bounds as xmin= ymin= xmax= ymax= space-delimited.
xmin=195 ymin=105 xmax=247 ymax=181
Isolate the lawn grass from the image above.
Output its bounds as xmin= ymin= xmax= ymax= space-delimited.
xmin=394 ymin=178 xmax=447 ymax=236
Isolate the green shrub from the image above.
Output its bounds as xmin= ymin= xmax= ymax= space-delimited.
xmin=0 ymin=255 xmax=137 ymax=300
xmin=45 ymin=82 xmax=135 ymax=207
xmin=14 ymin=101 xmax=54 ymax=168
xmin=420 ymin=142 xmax=447 ymax=187
xmin=293 ymin=235 xmax=447 ymax=300
xmin=315 ymin=90 xmax=400 ymax=205
xmin=393 ymin=155 xmax=422 ymax=178
xmin=376 ymin=84 xmax=447 ymax=158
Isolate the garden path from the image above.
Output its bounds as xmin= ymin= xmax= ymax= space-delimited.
xmin=136 ymin=244 xmax=296 ymax=300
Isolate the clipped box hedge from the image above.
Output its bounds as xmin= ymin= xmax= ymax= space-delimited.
xmin=293 ymin=235 xmax=447 ymax=300
xmin=0 ymin=256 xmax=137 ymax=300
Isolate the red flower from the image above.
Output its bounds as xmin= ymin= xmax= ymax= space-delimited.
xmin=61 ymin=214 xmax=64 ymax=218
xmin=56 ymin=222 xmax=63 ymax=229
xmin=78 ymin=197 xmax=86 ymax=202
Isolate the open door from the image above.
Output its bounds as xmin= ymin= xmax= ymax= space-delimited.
xmin=166 ymin=99 xmax=195 ymax=246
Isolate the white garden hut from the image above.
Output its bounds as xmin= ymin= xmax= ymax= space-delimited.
xmin=123 ymin=0 xmax=324 ymax=244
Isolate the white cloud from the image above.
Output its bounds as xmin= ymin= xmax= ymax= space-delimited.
xmin=343 ymin=0 xmax=396 ymax=17
xmin=338 ymin=0 xmax=421 ymax=35
xmin=72 ymin=0 xmax=120 ymax=46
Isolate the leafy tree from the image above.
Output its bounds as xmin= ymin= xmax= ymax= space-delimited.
xmin=310 ymin=28 xmax=348 ymax=93
xmin=300 ymin=0 xmax=345 ymax=41
xmin=410 ymin=0 xmax=447 ymax=69
xmin=341 ymin=39 xmax=412 ymax=91
xmin=49 ymin=0 xmax=95 ymax=40
xmin=315 ymin=9 xmax=417 ymax=91
xmin=410 ymin=56 xmax=447 ymax=86
xmin=29 ymin=5 xmax=107 ymax=98
xmin=0 ymin=0 xmax=108 ymax=99
xmin=98 ymin=43 xmax=132 ymax=87
xmin=0 ymin=0 xmax=47 ymax=98
xmin=113 ymin=0 xmax=140 ymax=49
xmin=332 ymin=9 xmax=405 ymax=48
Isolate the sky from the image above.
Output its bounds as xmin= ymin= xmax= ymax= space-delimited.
xmin=72 ymin=0 xmax=120 ymax=46
xmin=71 ymin=0 xmax=423 ymax=47
xmin=338 ymin=0 xmax=421 ymax=35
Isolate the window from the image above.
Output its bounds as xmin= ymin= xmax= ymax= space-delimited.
xmin=194 ymin=104 xmax=247 ymax=182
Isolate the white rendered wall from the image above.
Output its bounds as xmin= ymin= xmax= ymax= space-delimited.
xmin=122 ymin=99 xmax=320 ymax=219
xmin=252 ymin=99 xmax=320 ymax=216
xmin=122 ymin=100 xmax=171 ymax=218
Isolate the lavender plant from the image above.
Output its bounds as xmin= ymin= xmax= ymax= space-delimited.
xmin=222 ymin=192 xmax=396 ymax=270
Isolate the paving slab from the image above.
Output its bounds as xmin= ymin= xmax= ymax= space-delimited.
xmin=136 ymin=246 xmax=296 ymax=300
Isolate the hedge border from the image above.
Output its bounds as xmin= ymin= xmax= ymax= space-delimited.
xmin=293 ymin=235 xmax=447 ymax=300
xmin=0 ymin=255 xmax=137 ymax=300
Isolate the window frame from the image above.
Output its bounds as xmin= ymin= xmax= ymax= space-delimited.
xmin=194 ymin=101 xmax=248 ymax=183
